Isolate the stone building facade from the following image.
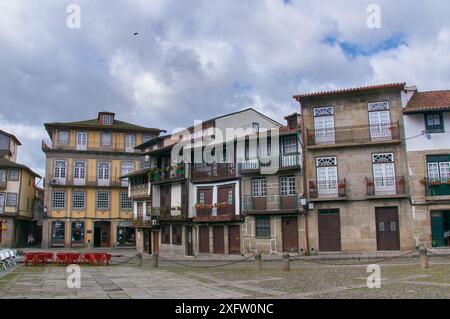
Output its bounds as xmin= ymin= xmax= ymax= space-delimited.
xmin=295 ymin=83 xmax=416 ymax=253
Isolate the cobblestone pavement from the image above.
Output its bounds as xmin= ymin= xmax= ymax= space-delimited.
xmin=1 ymin=257 xmax=449 ymax=299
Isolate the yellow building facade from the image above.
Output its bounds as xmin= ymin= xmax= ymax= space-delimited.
xmin=41 ymin=112 xmax=163 ymax=248
xmin=1 ymin=129 xmax=41 ymax=248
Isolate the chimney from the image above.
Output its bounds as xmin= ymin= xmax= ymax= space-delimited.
xmin=284 ymin=113 xmax=301 ymax=130
xmin=402 ymin=85 xmax=418 ymax=108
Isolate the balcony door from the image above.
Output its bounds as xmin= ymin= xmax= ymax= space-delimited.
xmin=313 ymin=107 xmax=335 ymax=145
xmin=217 ymin=185 xmax=235 ymax=216
xmin=125 ymin=134 xmax=136 ymax=153
xmin=160 ymin=185 xmax=171 ymax=214
xmin=97 ymin=162 xmax=111 ymax=187
xmin=368 ymin=102 xmax=391 ymax=141
xmin=197 ymin=188 xmax=213 ymax=216
xmin=76 ymin=132 xmax=88 ymax=151
xmin=372 ymin=153 xmax=396 ymax=195
xmin=53 ymin=160 xmax=67 ymax=185
xmin=121 ymin=162 xmax=134 ymax=187
xmin=73 ymin=161 xmax=86 ymax=186
xmin=316 ymin=157 xmax=338 ymax=197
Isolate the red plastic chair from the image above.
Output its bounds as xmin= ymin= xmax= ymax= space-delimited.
xmin=94 ymin=253 xmax=107 ymax=266
xmin=56 ymin=253 xmax=67 ymax=266
xmin=83 ymin=253 xmax=95 ymax=265
xmin=67 ymin=253 xmax=81 ymax=265
xmin=46 ymin=253 xmax=54 ymax=263
xmin=33 ymin=253 xmax=47 ymax=267
xmin=105 ymin=254 xmax=112 ymax=265
xmin=24 ymin=253 xmax=36 ymax=266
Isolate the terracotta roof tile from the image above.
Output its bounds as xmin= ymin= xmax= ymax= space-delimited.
xmin=293 ymin=83 xmax=406 ymax=100
xmin=404 ymin=90 xmax=450 ymax=113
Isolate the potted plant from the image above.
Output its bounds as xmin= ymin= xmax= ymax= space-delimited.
xmin=176 ymin=164 xmax=185 ymax=176
xmin=152 ymin=168 xmax=161 ymax=181
xmin=446 ymin=179 xmax=450 ymax=185
xmin=366 ymin=179 xmax=374 ymax=187
xmin=338 ymin=181 xmax=346 ymax=189
xmin=431 ymin=180 xmax=441 ymax=186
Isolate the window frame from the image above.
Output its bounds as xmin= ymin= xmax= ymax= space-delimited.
xmin=96 ymin=191 xmax=110 ymax=210
xmin=255 ymin=216 xmax=271 ymax=238
xmin=52 ymin=191 xmax=66 ymax=209
xmin=282 ymin=136 xmax=297 ymax=154
xmin=101 ymin=132 xmax=112 ymax=146
xmin=161 ymin=224 xmax=170 ymax=244
xmin=280 ymin=176 xmax=296 ymax=197
xmin=72 ymin=191 xmax=86 ymax=210
xmin=252 ymin=178 xmax=267 ymax=197
xmin=172 ymin=225 xmax=182 ymax=245
xmin=120 ymin=191 xmax=133 ymax=210
xmin=58 ymin=130 xmax=70 ymax=145
xmin=8 ymin=168 xmax=19 ymax=181
xmin=6 ymin=192 xmax=18 ymax=207
xmin=424 ymin=113 xmax=444 ymax=133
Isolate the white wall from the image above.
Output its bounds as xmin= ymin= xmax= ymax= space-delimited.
xmin=404 ymin=112 xmax=450 ymax=151
xmin=171 ymin=183 xmax=182 ymax=207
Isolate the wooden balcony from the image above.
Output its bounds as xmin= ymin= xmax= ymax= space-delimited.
xmin=132 ymin=216 xmax=158 ymax=228
xmin=239 ymin=153 xmax=301 ymax=174
xmin=149 ymin=164 xmax=186 ymax=184
xmin=192 ymin=204 xmax=240 ymax=222
xmin=191 ymin=163 xmax=236 ymax=183
xmin=425 ymin=178 xmax=450 ymax=199
xmin=130 ymin=184 xmax=149 ymax=198
xmin=366 ymin=176 xmax=407 ymax=198
xmin=306 ymin=122 xmax=401 ymax=149
xmin=243 ymin=194 xmax=300 ymax=214
xmin=152 ymin=207 xmax=189 ymax=221
xmin=309 ymin=179 xmax=347 ymax=201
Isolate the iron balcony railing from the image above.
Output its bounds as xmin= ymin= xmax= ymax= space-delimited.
xmin=306 ymin=122 xmax=401 ymax=147
xmin=48 ymin=175 xmax=127 ymax=188
xmin=309 ymin=179 xmax=347 ymax=199
xmin=366 ymin=176 xmax=406 ymax=197
xmin=425 ymin=177 xmax=450 ymax=197
xmin=133 ymin=216 xmax=158 ymax=228
xmin=243 ymin=194 xmax=300 ymax=211
xmin=42 ymin=139 xmax=140 ymax=153
xmin=191 ymin=163 xmax=236 ymax=182
xmin=239 ymin=153 xmax=301 ymax=172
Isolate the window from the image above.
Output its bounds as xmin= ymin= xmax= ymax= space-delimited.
xmin=96 ymin=192 xmax=110 ymax=210
xmin=97 ymin=162 xmax=111 ymax=181
xmin=72 ymin=191 xmax=85 ymax=210
xmin=71 ymin=221 xmax=85 ymax=244
xmin=316 ymin=157 xmax=338 ymax=197
xmin=255 ymin=216 xmax=270 ymax=238
xmin=142 ymin=135 xmax=154 ymax=143
xmin=161 ymin=224 xmax=170 ymax=244
xmin=102 ymin=115 xmax=112 ymax=125
xmin=137 ymin=202 xmax=143 ymax=218
xmin=172 ymin=225 xmax=182 ymax=245
xmin=372 ymin=153 xmax=396 ymax=195
xmin=51 ymin=221 xmax=65 ymax=243
xmin=427 ymin=155 xmax=450 ymax=182
xmin=120 ymin=192 xmax=132 ymax=210
xmin=252 ymin=179 xmax=267 ymax=197
xmin=6 ymin=193 xmax=18 ymax=207
xmin=125 ymin=134 xmax=136 ymax=151
xmin=282 ymin=136 xmax=297 ymax=154
xmin=425 ymin=113 xmax=444 ymax=132
xmin=58 ymin=131 xmax=69 ymax=144
xmin=121 ymin=162 xmax=134 ymax=178
xmin=146 ymin=201 xmax=152 ymax=217
xmin=0 ymin=169 xmax=6 ymax=184
xmin=101 ymin=133 xmax=112 ymax=146
xmin=52 ymin=191 xmax=66 ymax=209
xmin=280 ymin=176 xmax=296 ymax=196
xmin=313 ymin=106 xmax=335 ymax=144
xmin=8 ymin=169 xmax=19 ymax=181
xmin=54 ymin=160 xmax=67 ymax=179
xmin=73 ymin=161 xmax=86 ymax=180
xmin=252 ymin=122 xmax=260 ymax=133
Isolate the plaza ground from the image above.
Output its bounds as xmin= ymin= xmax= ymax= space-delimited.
xmin=1 ymin=250 xmax=450 ymax=299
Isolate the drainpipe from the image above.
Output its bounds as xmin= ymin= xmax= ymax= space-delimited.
xmin=298 ymin=99 xmax=310 ymax=255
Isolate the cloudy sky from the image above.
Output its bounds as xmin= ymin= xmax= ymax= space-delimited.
xmin=1 ymin=0 xmax=450 ymax=178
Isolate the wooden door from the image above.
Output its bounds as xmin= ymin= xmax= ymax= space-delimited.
xmin=376 ymin=207 xmax=400 ymax=251
xmin=318 ymin=210 xmax=341 ymax=252
xmin=186 ymin=226 xmax=194 ymax=256
xmin=228 ymin=225 xmax=241 ymax=255
xmin=213 ymin=226 xmax=225 ymax=254
xmin=197 ymin=188 xmax=213 ymax=216
xmin=153 ymin=231 xmax=160 ymax=254
xmin=160 ymin=185 xmax=171 ymax=212
xmin=282 ymin=217 xmax=299 ymax=252
xmin=199 ymin=226 xmax=210 ymax=253
xmin=218 ymin=185 xmax=235 ymax=216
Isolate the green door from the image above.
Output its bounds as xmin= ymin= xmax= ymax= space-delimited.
xmin=431 ymin=212 xmax=445 ymax=247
